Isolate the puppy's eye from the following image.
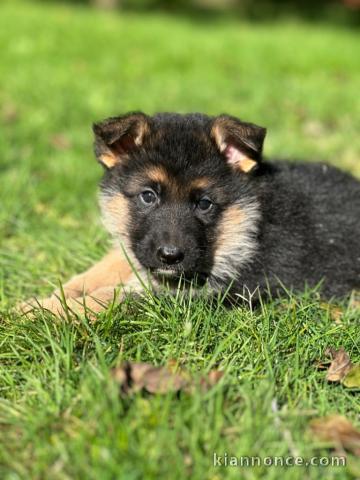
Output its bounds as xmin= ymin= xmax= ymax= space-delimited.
xmin=139 ymin=190 xmax=157 ymax=205
xmin=197 ymin=197 xmax=213 ymax=212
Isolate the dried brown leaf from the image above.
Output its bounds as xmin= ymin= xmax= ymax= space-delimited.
xmin=112 ymin=362 xmax=223 ymax=395
xmin=310 ymin=415 xmax=360 ymax=456
xmin=325 ymin=347 xmax=353 ymax=382
xmin=200 ymin=369 xmax=224 ymax=390
xmin=314 ymin=358 xmax=331 ymax=370
xmin=139 ymin=366 xmax=188 ymax=394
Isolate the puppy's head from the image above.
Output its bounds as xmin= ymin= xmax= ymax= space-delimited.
xmin=94 ymin=112 xmax=266 ymax=286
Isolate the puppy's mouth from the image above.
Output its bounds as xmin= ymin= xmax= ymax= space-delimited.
xmin=151 ymin=267 xmax=183 ymax=279
xmin=151 ymin=267 xmax=208 ymax=286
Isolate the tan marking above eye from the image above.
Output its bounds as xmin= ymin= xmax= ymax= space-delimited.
xmin=144 ymin=166 xmax=185 ymax=198
xmin=145 ymin=166 xmax=170 ymax=185
xmin=189 ymin=177 xmax=212 ymax=191
xmin=131 ymin=168 xmax=214 ymax=200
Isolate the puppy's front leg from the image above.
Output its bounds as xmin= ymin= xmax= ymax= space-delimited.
xmin=20 ymin=248 xmax=141 ymax=317
xmin=55 ymin=248 xmax=134 ymax=298
xmin=29 ymin=286 xmax=124 ymax=320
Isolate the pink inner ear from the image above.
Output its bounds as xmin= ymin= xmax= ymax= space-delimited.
xmin=223 ymin=144 xmax=247 ymax=166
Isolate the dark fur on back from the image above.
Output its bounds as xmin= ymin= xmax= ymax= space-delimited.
xmin=94 ymin=112 xmax=360 ymax=300
xmin=235 ymin=161 xmax=360 ymax=297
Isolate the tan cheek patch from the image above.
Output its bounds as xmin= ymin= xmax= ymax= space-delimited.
xmin=101 ymin=192 xmax=130 ymax=240
xmin=215 ymin=205 xmax=245 ymax=251
xmin=210 ymin=201 xmax=260 ymax=283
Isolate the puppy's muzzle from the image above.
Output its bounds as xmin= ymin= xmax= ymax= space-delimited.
xmin=156 ymin=244 xmax=184 ymax=265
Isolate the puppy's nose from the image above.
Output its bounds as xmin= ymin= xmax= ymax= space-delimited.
xmin=157 ymin=245 xmax=184 ymax=265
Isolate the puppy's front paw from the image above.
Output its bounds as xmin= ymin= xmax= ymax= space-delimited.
xmin=18 ymin=286 xmax=122 ymax=320
xmin=17 ymin=295 xmax=67 ymax=317
xmin=52 ymin=275 xmax=87 ymax=300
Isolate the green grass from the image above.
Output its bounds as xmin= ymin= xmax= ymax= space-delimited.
xmin=0 ymin=1 xmax=359 ymax=478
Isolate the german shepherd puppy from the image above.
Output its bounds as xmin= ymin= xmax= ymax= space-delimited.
xmin=21 ymin=112 xmax=360 ymax=317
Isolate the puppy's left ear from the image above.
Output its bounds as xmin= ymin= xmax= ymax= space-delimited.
xmin=211 ymin=115 xmax=266 ymax=173
xmin=93 ymin=112 xmax=150 ymax=169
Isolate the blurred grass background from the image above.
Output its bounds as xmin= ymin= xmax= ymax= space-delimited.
xmin=0 ymin=1 xmax=359 ymax=478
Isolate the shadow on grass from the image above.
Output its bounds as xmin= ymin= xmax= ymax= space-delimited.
xmin=34 ymin=0 xmax=360 ymax=27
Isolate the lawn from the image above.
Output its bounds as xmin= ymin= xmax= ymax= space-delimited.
xmin=0 ymin=1 xmax=359 ymax=478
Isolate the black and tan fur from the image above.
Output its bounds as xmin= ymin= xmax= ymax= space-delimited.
xmin=21 ymin=112 xmax=360 ymax=317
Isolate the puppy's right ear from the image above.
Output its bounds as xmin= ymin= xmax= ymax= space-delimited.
xmin=93 ymin=112 xmax=150 ymax=169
